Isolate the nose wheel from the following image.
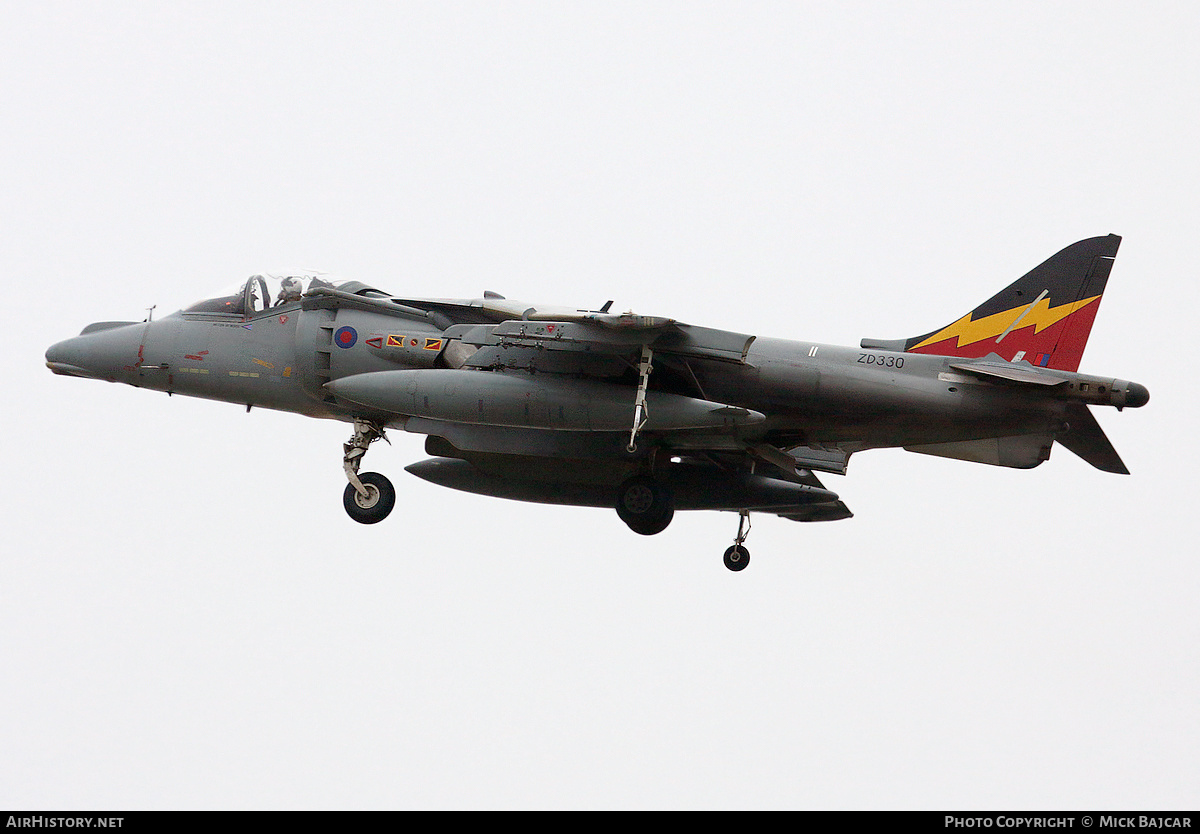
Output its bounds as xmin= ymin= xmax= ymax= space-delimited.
xmin=342 ymin=419 xmax=396 ymax=524
xmin=723 ymin=511 xmax=751 ymax=571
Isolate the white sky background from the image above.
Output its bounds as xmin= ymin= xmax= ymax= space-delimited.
xmin=2 ymin=1 xmax=1197 ymax=810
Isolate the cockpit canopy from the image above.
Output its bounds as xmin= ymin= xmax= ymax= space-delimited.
xmin=183 ymin=274 xmax=351 ymax=318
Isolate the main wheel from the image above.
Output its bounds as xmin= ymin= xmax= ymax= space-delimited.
xmin=616 ymin=475 xmax=674 ymax=535
xmin=343 ymin=471 xmax=396 ymax=524
xmin=723 ymin=544 xmax=750 ymax=572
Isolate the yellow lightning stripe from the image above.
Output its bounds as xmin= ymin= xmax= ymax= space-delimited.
xmin=911 ymin=295 xmax=1101 ymax=351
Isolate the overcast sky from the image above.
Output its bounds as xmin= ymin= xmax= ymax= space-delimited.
xmin=3 ymin=1 xmax=1197 ymax=810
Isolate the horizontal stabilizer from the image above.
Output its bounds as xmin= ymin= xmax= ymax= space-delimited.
xmin=948 ymin=358 xmax=1068 ymax=386
xmin=1057 ymin=403 xmax=1129 ymax=474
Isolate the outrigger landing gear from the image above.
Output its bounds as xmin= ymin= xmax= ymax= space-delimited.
xmin=723 ymin=511 xmax=751 ymax=571
xmin=342 ymin=419 xmax=395 ymax=524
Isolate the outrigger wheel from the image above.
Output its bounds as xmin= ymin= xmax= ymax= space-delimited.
xmin=343 ymin=471 xmax=396 ymax=524
xmin=616 ymin=474 xmax=674 ymax=535
xmin=723 ymin=544 xmax=750 ymax=571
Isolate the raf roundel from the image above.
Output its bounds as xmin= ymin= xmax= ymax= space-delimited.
xmin=334 ymin=326 xmax=358 ymax=349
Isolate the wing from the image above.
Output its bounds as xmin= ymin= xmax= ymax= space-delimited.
xmin=319 ymin=289 xmax=855 ymax=522
xmin=443 ymin=317 xmax=756 ymax=367
xmin=328 ymin=314 xmax=769 ymax=448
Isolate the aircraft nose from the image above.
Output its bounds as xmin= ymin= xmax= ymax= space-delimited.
xmin=45 ymin=336 xmax=92 ymax=377
xmin=45 ymin=322 xmax=143 ymax=382
xmin=1125 ymin=381 xmax=1150 ymax=409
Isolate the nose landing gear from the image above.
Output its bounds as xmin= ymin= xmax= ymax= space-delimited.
xmin=342 ymin=419 xmax=395 ymax=524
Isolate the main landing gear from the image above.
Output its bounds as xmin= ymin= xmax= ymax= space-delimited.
xmin=616 ymin=348 xmax=676 ymax=535
xmin=616 ymin=474 xmax=674 ymax=535
xmin=342 ymin=419 xmax=395 ymax=524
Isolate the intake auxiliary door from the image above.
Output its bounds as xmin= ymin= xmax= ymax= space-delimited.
xmin=296 ymin=306 xmax=339 ymax=406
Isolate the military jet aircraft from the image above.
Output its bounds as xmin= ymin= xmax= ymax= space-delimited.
xmin=46 ymin=235 xmax=1147 ymax=570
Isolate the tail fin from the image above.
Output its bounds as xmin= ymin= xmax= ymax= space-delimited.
xmin=862 ymin=234 xmax=1121 ymax=372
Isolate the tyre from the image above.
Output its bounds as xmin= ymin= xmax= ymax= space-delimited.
xmin=616 ymin=475 xmax=674 ymax=535
xmin=343 ymin=471 xmax=396 ymax=524
xmin=723 ymin=544 xmax=750 ymax=572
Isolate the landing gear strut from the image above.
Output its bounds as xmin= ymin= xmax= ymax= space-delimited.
xmin=627 ymin=345 xmax=653 ymax=453
xmin=723 ymin=511 xmax=751 ymax=571
xmin=342 ymin=419 xmax=395 ymax=524
xmin=616 ymin=474 xmax=674 ymax=535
